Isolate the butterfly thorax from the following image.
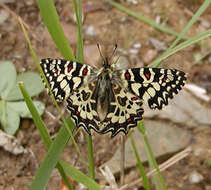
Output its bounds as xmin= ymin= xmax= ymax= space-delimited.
xmin=95 ymin=61 xmax=114 ymax=121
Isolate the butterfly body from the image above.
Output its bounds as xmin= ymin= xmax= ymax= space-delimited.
xmin=41 ymin=58 xmax=187 ymax=137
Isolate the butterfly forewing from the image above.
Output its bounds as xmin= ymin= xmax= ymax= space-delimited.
xmin=40 ymin=58 xmax=93 ymax=101
xmin=119 ymin=68 xmax=187 ymax=109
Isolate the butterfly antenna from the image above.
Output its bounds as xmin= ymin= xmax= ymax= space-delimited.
xmin=110 ymin=44 xmax=118 ymax=65
xmin=97 ymin=43 xmax=105 ymax=62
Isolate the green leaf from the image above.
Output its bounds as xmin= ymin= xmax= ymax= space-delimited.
xmin=0 ymin=101 xmax=20 ymax=135
xmin=6 ymin=72 xmax=44 ymax=101
xmin=0 ymin=61 xmax=16 ymax=99
xmin=60 ymin=161 xmax=103 ymax=190
xmin=19 ymin=82 xmax=74 ymax=189
xmin=29 ymin=118 xmax=73 ymax=190
xmin=130 ymin=134 xmax=151 ymax=190
xmin=7 ymin=101 xmax=45 ymax=118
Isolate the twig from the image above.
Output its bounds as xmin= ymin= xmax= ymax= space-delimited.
xmin=121 ymin=146 xmax=192 ymax=189
xmin=120 ymin=135 xmax=126 ymax=186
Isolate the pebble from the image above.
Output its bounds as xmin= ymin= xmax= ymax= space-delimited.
xmin=133 ymin=43 xmax=142 ymax=49
xmin=129 ymin=48 xmax=139 ymax=55
xmin=127 ymin=0 xmax=138 ymax=5
xmin=85 ymin=25 xmax=96 ymax=36
xmin=115 ymin=56 xmax=129 ymax=70
xmin=0 ymin=9 xmax=9 ymax=25
xmin=149 ymin=37 xmax=167 ymax=51
xmin=189 ymin=171 xmax=204 ymax=184
xmin=143 ymin=49 xmax=157 ymax=63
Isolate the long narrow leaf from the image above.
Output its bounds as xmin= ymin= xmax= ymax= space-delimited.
xmin=73 ymin=0 xmax=95 ymax=180
xmin=169 ymin=0 xmax=211 ymax=49
xmin=60 ymin=160 xmax=103 ymax=190
xmin=137 ymin=122 xmax=167 ymax=190
xmin=37 ymin=0 xmax=75 ymax=60
xmin=149 ymin=29 xmax=211 ymax=67
xmin=19 ymin=82 xmax=51 ymax=147
xmin=19 ymin=82 xmax=73 ymax=190
xmin=130 ymin=134 xmax=151 ymax=190
xmin=19 ymin=14 xmax=86 ymax=167
xmin=109 ymin=0 xmax=188 ymax=39
xmin=29 ymin=117 xmax=74 ymax=190
xmin=73 ymin=0 xmax=84 ymax=62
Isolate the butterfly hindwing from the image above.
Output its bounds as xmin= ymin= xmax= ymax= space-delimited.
xmin=40 ymin=58 xmax=93 ymax=101
xmin=66 ymin=82 xmax=101 ymax=134
xmin=120 ymin=68 xmax=187 ymax=109
xmin=100 ymin=84 xmax=144 ymax=137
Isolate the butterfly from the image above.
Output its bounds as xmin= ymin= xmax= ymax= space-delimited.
xmin=40 ymin=53 xmax=187 ymax=137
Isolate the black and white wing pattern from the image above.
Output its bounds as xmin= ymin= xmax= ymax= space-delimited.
xmin=119 ymin=68 xmax=187 ymax=109
xmin=41 ymin=58 xmax=187 ymax=137
xmin=66 ymin=82 xmax=101 ymax=134
xmin=100 ymin=84 xmax=144 ymax=137
xmin=40 ymin=58 xmax=92 ymax=101
xmin=40 ymin=58 xmax=101 ymax=133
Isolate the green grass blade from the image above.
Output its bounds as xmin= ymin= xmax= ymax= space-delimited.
xmin=18 ymin=82 xmax=51 ymax=147
xmin=73 ymin=0 xmax=95 ymax=179
xmin=19 ymin=82 xmax=73 ymax=190
xmin=73 ymin=0 xmax=84 ymax=62
xmin=137 ymin=122 xmax=167 ymax=190
xmin=36 ymin=0 xmax=75 ymax=60
xmin=87 ymin=135 xmax=95 ymax=179
xmin=130 ymin=134 xmax=151 ymax=190
xmin=19 ymin=15 xmax=86 ymax=167
xmin=149 ymin=29 xmax=211 ymax=68
xmin=108 ymin=0 xmax=188 ymax=39
xmin=29 ymin=117 xmax=74 ymax=190
xmin=60 ymin=160 xmax=103 ymax=190
xmin=169 ymin=0 xmax=211 ymax=49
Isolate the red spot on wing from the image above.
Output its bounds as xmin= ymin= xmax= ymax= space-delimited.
xmin=127 ymin=118 xmax=132 ymax=122
xmin=76 ymin=111 xmax=80 ymax=115
xmin=145 ymin=73 xmax=150 ymax=79
xmin=162 ymin=77 xmax=167 ymax=83
xmin=82 ymin=68 xmax=88 ymax=75
xmin=131 ymin=97 xmax=138 ymax=101
xmin=68 ymin=66 xmax=72 ymax=72
xmin=125 ymin=72 xmax=131 ymax=80
xmin=105 ymin=118 xmax=111 ymax=121
xmin=55 ymin=68 xmax=58 ymax=73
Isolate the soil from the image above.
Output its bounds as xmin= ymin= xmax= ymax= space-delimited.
xmin=0 ymin=0 xmax=211 ymax=190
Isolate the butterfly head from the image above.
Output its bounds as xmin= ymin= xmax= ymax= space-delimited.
xmin=103 ymin=57 xmax=110 ymax=69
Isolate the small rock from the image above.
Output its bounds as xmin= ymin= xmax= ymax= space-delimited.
xmin=120 ymin=16 xmax=126 ymax=22
xmin=189 ymin=171 xmax=204 ymax=184
xmin=127 ymin=0 xmax=138 ymax=5
xmin=149 ymin=37 xmax=167 ymax=51
xmin=115 ymin=56 xmax=129 ymax=70
xmin=0 ymin=9 xmax=9 ymax=25
xmin=104 ymin=120 xmax=191 ymax=173
xmin=133 ymin=43 xmax=142 ymax=49
xmin=85 ymin=25 xmax=96 ymax=36
xmin=205 ymin=185 xmax=211 ymax=190
xmin=144 ymin=89 xmax=211 ymax=127
xmin=129 ymin=48 xmax=139 ymax=55
xmin=143 ymin=49 xmax=157 ymax=63
xmin=0 ymin=129 xmax=27 ymax=155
